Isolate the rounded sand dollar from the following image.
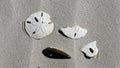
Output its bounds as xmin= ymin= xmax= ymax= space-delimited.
xmin=24 ymin=11 xmax=54 ymax=40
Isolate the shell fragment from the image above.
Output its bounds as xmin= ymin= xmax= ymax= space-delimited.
xmin=81 ymin=41 xmax=98 ymax=58
xmin=60 ymin=25 xmax=87 ymax=39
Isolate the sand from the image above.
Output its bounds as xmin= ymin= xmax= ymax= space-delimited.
xmin=0 ymin=0 xmax=120 ymax=68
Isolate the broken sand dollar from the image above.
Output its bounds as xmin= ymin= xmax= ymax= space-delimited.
xmin=60 ymin=25 xmax=87 ymax=39
xmin=81 ymin=41 xmax=98 ymax=58
xmin=24 ymin=11 xmax=54 ymax=39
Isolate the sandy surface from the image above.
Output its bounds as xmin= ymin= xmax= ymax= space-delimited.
xmin=0 ymin=0 xmax=120 ymax=68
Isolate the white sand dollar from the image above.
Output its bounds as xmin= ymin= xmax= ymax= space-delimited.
xmin=81 ymin=41 xmax=98 ymax=58
xmin=24 ymin=11 xmax=54 ymax=40
xmin=60 ymin=25 xmax=87 ymax=39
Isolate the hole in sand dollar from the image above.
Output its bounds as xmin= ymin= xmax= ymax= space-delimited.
xmin=27 ymin=21 xmax=31 ymax=24
xmin=41 ymin=12 xmax=43 ymax=17
xmin=33 ymin=31 xmax=36 ymax=34
xmin=74 ymin=33 xmax=77 ymax=37
xmin=34 ymin=17 xmax=39 ymax=22
xmin=89 ymin=48 xmax=94 ymax=53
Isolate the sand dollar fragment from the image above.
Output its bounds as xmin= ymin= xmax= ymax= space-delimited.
xmin=81 ymin=41 xmax=99 ymax=59
xmin=60 ymin=25 xmax=87 ymax=39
